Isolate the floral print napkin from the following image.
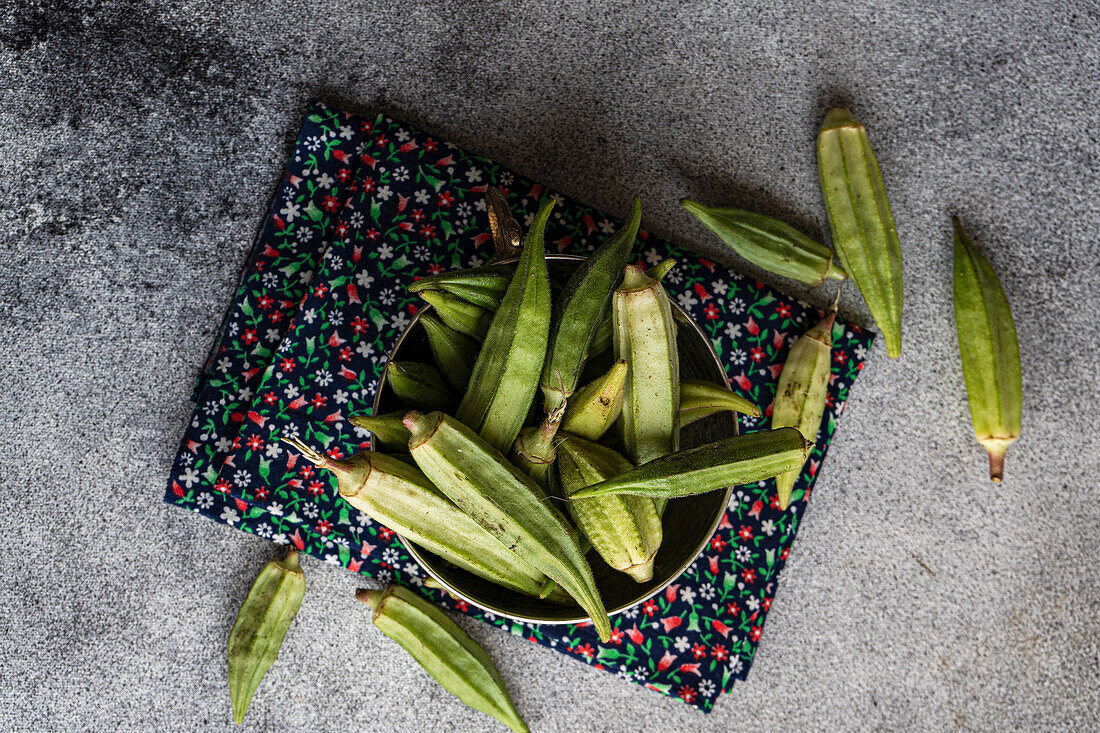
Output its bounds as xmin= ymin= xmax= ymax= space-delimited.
xmin=166 ymin=102 xmax=874 ymax=712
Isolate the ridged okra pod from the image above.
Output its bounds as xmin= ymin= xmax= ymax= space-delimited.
xmin=227 ymin=549 xmax=305 ymax=724
xmin=680 ymin=200 xmax=847 ymax=286
xmin=570 ymin=428 xmax=812 ymax=500
xmin=357 ymin=586 xmax=528 ymax=733
xmin=590 ymin=259 xmax=677 ymax=356
xmin=404 ymin=411 xmax=611 ymax=641
xmin=558 ymin=436 xmax=662 ymax=583
xmin=386 ymin=362 xmax=455 ymax=412
xmin=679 ymin=378 xmax=761 ymax=427
xmin=408 ymin=265 xmax=512 ymax=310
xmin=282 ymin=439 xmax=552 ymax=597
xmin=418 ymin=289 xmax=493 ymax=340
xmin=560 ymin=359 xmax=628 ymax=441
xmin=350 ymin=411 xmax=410 ymax=449
xmin=771 ymin=310 xmax=834 ymax=509
xmin=420 ymin=312 xmax=479 ymax=390
xmin=613 ymin=264 xmax=680 ymax=513
xmin=952 ymin=218 xmax=1021 ymax=481
xmin=817 ymin=107 xmax=904 ymax=357
xmin=456 ymin=200 xmax=553 ymax=453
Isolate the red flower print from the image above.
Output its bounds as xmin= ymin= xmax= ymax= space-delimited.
xmin=316 ymin=520 xmax=332 ymax=535
xmin=665 ymin=583 xmax=680 ymax=603
xmin=738 ymin=525 xmax=753 ymax=541
xmin=419 ymin=224 xmax=436 ymax=239
xmin=423 ymin=138 xmax=438 ymax=152
xmin=769 ymin=493 xmax=782 ymax=509
xmin=307 ymin=480 xmax=325 ymax=497
xmin=626 ymin=625 xmax=644 ymax=645
xmin=326 ymin=446 xmax=344 ymax=460
xmin=337 ymin=168 xmax=351 ymax=183
xmin=747 ymin=316 xmax=760 ymax=335
xmin=366 ymin=227 xmax=379 ymax=240
xmin=661 ymin=616 xmax=682 ymax=632
xmin=241 ymin=329 xmax=258 ymax=345
xmin=763 ymin=597 xmax=773 ymax=611
xmin=834 ymin=350 xmax=848 ymax=364
xmin=734 ymin=371 xmax=751 ymax=390
xmin=214 ymin=479 xmax=231 ymax=495
xmin=727 ymin=601 xmax=740 ymax=615
xmin=335 ymin=222 xmax=349 ymax=238
xmin=290 ymin=530 xmax=304 ymax=550
xmin=712 ymin=620 xmax=731 ymax=638
xmin=642 ymin=599 xmax=659 ymax=616
xmin=748 ymin=500 xmax=763 ymax=518
xmin=712 ymin=644 xmax=729 ymax=661
xmin=263 ymin=392 xmax=278 ymax=406
xmin=773 ymin=331 xmax=787 ymax=350
xmin=313 ymin=283 xmax=328 ymax=298
xmin=751 ymin=625 xmax=763 ymax=641
xmin=254 ymin=487 xmax=270 ymax=501
xmin=245 ymin=434 xmax=263 ymax=452
xmin=338 ymin=346 xmax=353 ymax=361
xmin=657 ymin=650 xmax=677 ymax=671
xmin=679 ymin=662 xmax=702 ymax=676
xmin=378 ymin=527 xmax=395 ymax=541
xmin=710 ymin=535 xmax=726 ymax=551
xmin=427 ymin=263 xmax=444 ymax=275
xmin=310 ymin=394 xmax=327 ymax=408
xmin=694 ymin=283 xmax=712 ymax=301
xmin=411 ymin=208 xmax=425 ymax=222
xmin=709 ymin=555 xmax=720 ymax=575
xmin=351 ymin=316 xmax=368 ymax=334
xmin=776 ymin=302 xmax=791 ymax=318
xmin=742 ymin=568 xmax=758 ymax=584
xmin=347 ymin=558 xmax=362 ymax=573
xmin=780 ymin=547 xmax=791 ymax=561
xmin=279 ymin=358 xmax=295 ymax=372
xmin=299 ymin=464 xmax=314 ymax=478
xmin=438 ymin=191 xmax=454 ymax=206
xmin=363 ymin=177 xmax=375 ymax=193
xmin=608 ymin=628 xmax=624 ymax=644
xmin=678 ymin=685 xmax=697 ymax=704
xmin=576 ymin=643 xmax=595 ymax=657
xmin=704 ymin=303 xmax=719 ymax=320
xmin=691 ymin=643 xmax=707 ymax=660
xmin=257 ymin=295 xmax=274 ymax=310
xmin=322 ymin=194 xmax=340 ymax=212
xmin=750 ymin=346 xmax=766 ymax=363
xmin=454 ymin=600 xmax=469 ymax=612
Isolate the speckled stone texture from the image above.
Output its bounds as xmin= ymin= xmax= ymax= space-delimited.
xmin=1 ymin=1 xmax=1098 ymax=730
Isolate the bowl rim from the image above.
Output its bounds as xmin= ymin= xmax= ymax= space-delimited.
xmin=374 ymin=253 xmax=735 ymax=625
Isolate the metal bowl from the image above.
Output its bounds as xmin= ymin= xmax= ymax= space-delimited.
xmin=374 ymin=255 xmax=735 ymax=625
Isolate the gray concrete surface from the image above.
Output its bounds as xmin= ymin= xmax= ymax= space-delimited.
xmin=2 ymin=1 xmax=1098 ymax=730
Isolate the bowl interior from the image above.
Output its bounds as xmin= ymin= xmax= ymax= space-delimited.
xmin=376 ymin=256 xmax=736 ymax=624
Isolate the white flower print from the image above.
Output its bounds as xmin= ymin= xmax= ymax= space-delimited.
xmin=232 ymin=470 xmax=250 ymax=487
xmin=393 ymin=166 xmax=409 ymax=182
xmin=280 ymin=201 xmax=302 ymax=221
xmin=265 ymin=328 xmax=280 ymax=342
xmin=378 ymin=243 xmax=394 ymax=259
xmin=220 ymin=507 xmax=239 ymax=525
xmin=271 ymin=533 xmax=288 ymax=545
xmin=316 ymin=172 xmax=334 ymax=189
xmin=268 ymin=502 xmax=284 ymax=516
xmin=378 ymin=288 xmax=396 ymax=306
xmin=216 ymin=356 xmax=231 ymax=373
xmin=456 ymin=202 xmax=472 ymax=218
xmin=349 ymin=212 xmax=364 ymax=228
xmin=255 ymin=524 xmax=273 ymax=539
xmin=403 ymin=562 xmax=420 ymax=577
xmin=356 ymin=511 xmax=370 ymax=526
xmin=699 ymin=680 xmax=716 ymax=697
xmin=679 ymin=586 xmax=697 ymax=605
xmin=724 ymin=322 xmax=742 ymax=340
xmin=324 ymin=554 xmax=341 ymax=566
xmin=414 ymin=189 xmax=430 ymax=204
xmin=356 ymin=270 xmax=375 ymax=288
xmin=735 ymin=546 xmax=753 ymax=563
xmin=302 ymin=504 xmax=318 ymax=519
xmin=730 ymin=350 xmax=748 ymax=366
xmin=356 ymin=341 xmax=375 ymax=358
xmin=761 ymin=519 xmax=776 ymax=536
xmin=377 ymin=569 xmax=393 ymax=584
xmin=328 ymin=311 xmax=344 ymax=327
xmin=712 ymin=279 xmax=729 ymax=295
xmin=196 ymin=492 xmax=213 ymax=509
xmin=395 ymin=129 xmax=410 ymax=142
xmin=498 ymin=171 xmax=513 ymax=185
xmin=465 ymin=167 xmax=483 ymax=183
xmin=329 ymin=255 xmax=344 ymax=271
xmin=333 ymin=389 xmax=349 ymax=405
xmin=746 ymin=596 xmax=760 ymax=611
xmin=215 ymin=436 xmax=233 ymax=453
xmin=338 ymin=124 xmax=354 ymax=140
xmin=284 ymin=384 xmax=300 ymax=400
xmin=727 ymin=658 xmax=744 ymax=675
xmin=264 ymin=442 xmax=283 ymax=459
xmin=376 ymin=184 xmax=392 ymax=201
xmin=391 ymin=312 xmax=410 ymax=330
xmin=728 ymin=297 xmax=747 ymax=314
xmin=699 ymin=583 xmax=717 ymax=600
xmin=673 ymin=636 xmax=690 ymax=652
xmin=315 ymin=369 xmax=334 ymax=387
xmin=301 ymin=308 xmax=317 ymax=324
xmin=382 ymin=548 xmax=400 ymax=565
xmin=297 ymin=227 xmax=313 ymax=243
xmin=666 ymin=268 xmax=684 ymax=285
xmin=262 ymin=271 xmax=279 ymax=287
xmin=632 ymin=667 xmax=648 ymax=681
xmin=644 ymin=247 xmax=661 ymax=265
xmin=413 ymin=245 xmax=429 ymax=261
xmin=677 ymin=291 xmax=698 ymax=310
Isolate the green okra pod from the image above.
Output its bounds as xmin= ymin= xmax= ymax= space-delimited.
xmin=613 ymin=264 xmax=680 ymax=513
xmin=569 ymin=428 xmax=812 ymax=500
xmin=405 ymin=411 xmax=611 ymax=641
xmin=680 ymin=200 xmax=847 ymax=286
xmin=558 ymin=436 xmax=662 ymax=583
xmin=420 ymin=312 xmax=480 ymax=391
xmin=952 ymin=217 xmax=1022 ymax=482
xmin=771 ymin=310 xmax=834 ymax=509
xmin=227 ymin=549 xmax=305 ymax=724
xmin=590 ymin=259 xmax=677 ymax=356
xmin=408 ymin=265 xmax=512 ymax=311
xmin=418 ymin=289 xmax=493 ymax=340
xmin=350 ymin=411 xmax=411 ymax=449
xmin=456 ymin=200 xmax=553 ymax=453
xmin=282 ymin=439 xmax=552 ymax=596
xmin=817 ymin=107 xmax=904 ymax=357
xmin=560 ymin=359 xmax=628 ymax=441
xmin=386 ymin=362 xmax=456 ymax=413
xmin=357 ymin=585 xmax=529 ymax=733
xmin=679 ymin=378 xmax=762 ymax=427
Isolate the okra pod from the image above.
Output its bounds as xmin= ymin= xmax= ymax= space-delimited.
xmin=357 ymin=585 xmax=528 ymax=733
xmin=420 ymin=312 xmax=479 ymax=390
xmin=405 ymin=411 xmax=611 ymax=641
xmin=772 ymin=310 xmax=834 ymax=509
xmin=569 ymin=428 xmax=812 ymax=499
xmin=456 ymin=200 xmax=553 ymax=453
xmin=418 ymin=289 xmax=492 ymax=340
xmin=386 ymin=362 xmax=456 ymax=412
xmin=227 ymin=549 xmax=305 ymax=724
xmin=408 ymin=265 xmax=512 ymax=311
xmin=679 ymin=378 xmax=762 ymax=427
xmin=558 ymin=436 xmax=662 ymax=583
xmin=590 ymin=259 xmax=677 ymax=356
xmin=283 ymin=439 xmax=552 ymax=596
xmin=952 ymin=217 xmax=1022 ymax=481
xmin=350 ymin=411 xmax=411 ymax=449
xmin=613 ymin=264 xmax=680 ymax=512
xmin=560 ymin=359 xmax=628 ymax=441
xmin=817 ymin=107 xmax=904 ymax=357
